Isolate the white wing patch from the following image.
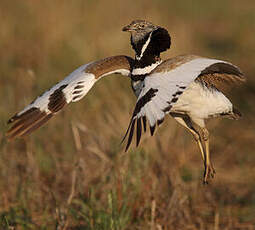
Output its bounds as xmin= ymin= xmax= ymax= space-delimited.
xmin=17 ymin=64 xmax=93 ymax=115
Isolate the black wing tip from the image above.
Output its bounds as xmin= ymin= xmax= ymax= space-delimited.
xmin=125 ymin=144 xmax=130 ymax=152
xmin=142 ymin=116 xmax=147 ymax=132
xmin=122 ymin=117 xmax=136 ymax=152
xmin=136 ymin=118 xmax=142 ymax=147
xmin=123 ymin=117 xmax=165 ymax=151
xmin=123 ymin=117 xmax=145 ymax=151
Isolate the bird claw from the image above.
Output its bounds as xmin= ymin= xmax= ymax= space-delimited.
xmin=203 ymin=163 xmax=216 ymax=184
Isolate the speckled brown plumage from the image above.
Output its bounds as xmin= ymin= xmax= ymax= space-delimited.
xmin=86 ymin=55 xmax=134 ymax=79
xmin=152 ymin=55 xmax=198 ymax=73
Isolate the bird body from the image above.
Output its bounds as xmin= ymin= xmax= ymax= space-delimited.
xmin=6 ymin=20 xmax=245 ymax=183
xmin=121 ymin=20 xmax=244 ymax=182
xmin=130 ymin=54 xmax=242 ymax=126
xmin=123 ymin=54 xmax=243 ymax=147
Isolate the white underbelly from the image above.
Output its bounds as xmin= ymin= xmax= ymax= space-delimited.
xmin=172 ymin=82 xmax=233 ymax=119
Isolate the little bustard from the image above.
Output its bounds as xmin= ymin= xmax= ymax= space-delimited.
xmin=6 ymin=20 xmax=245 ymax=183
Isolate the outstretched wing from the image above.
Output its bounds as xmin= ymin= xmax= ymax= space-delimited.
xmin=123 ymin=55 xmax=244 ymax=151
xmin=7 ymin=55 xmax=134 ymax=139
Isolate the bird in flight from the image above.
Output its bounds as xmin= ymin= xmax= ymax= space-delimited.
xmin=6 ymin=20 xmax=245 ymax=183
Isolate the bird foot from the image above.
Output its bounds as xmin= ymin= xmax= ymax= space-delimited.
xmin=203 ymin=163 xmax=216 ymax=184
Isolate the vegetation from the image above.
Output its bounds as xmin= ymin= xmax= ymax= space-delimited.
xmin=0 ymin=0 xmax=255 ymax=229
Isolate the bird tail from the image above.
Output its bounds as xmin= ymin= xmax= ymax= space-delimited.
xmin=231 ymin=107 xmax=242 ymax=120
xmin=218 ymin=107 xmax=242 ymax=120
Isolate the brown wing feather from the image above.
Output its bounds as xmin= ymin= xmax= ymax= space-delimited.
xmin=6 ymin=84 xmax=68 ymax=140
xmin=196 ymin=62 xmax=245 ymax=91
xmin=6 ymin=108 xmax=51 ymax=139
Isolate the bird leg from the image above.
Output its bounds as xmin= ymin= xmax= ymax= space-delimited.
xmin=172 ymin=114 xmax=216 ymax=183
xmin=172 ymin=115 xmax=205 ymax=165
xmin=200 ymin=128 xmax=216 ymax=183
xmin=194 ymin=133 xmax=205 ymax=162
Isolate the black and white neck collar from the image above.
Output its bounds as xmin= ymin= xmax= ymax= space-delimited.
xmin=130 ymin=27 xmax=171 ymax=80
xmin=131 ymin=59 xmax=162 ymax=76
xmin=131 ymin=27 xmax=171 ymax=63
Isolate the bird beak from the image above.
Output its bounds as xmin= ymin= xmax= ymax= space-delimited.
xmin=122 ymin=25 xmax=133 ymax=32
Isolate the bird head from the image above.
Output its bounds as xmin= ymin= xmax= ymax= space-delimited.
xmin=122 ymin=20 xmax=159 ymax=43
xmin=122 ymin=20 xmax=171 ymax=60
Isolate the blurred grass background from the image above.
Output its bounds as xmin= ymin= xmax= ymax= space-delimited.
xmin=0 ymin=0 xmax=255 ymax=229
